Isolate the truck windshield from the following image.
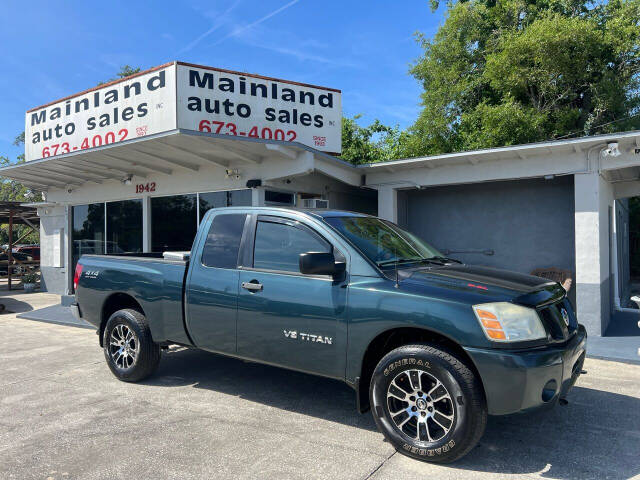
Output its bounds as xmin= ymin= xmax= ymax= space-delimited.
xmin=324 ymin=216 xmax=444 ymax=268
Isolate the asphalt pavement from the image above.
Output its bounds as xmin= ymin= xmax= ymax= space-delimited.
xmin=1 ymin=294 xmax=639 ymax=480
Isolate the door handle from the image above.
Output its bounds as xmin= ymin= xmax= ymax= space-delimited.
xmin=242 ymin=281 xmax=263 ymax=292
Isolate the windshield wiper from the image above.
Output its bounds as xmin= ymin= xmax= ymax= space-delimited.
xmin=426 ymin=256 xmax=462 ymax=264
xmin=376 ymin=257 xmax=424 ymax=267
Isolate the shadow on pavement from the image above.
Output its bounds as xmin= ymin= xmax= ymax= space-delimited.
xmin=0 ymin=297 xmax=34 ymax=314
xmin=147 ymin=348 xmax=640 ymax=479
xmin=145 ymin=347 xmax=378 ymax=432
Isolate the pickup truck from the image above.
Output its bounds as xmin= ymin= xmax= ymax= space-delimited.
xmin=73 ymin=207 xmax=587 ymax=463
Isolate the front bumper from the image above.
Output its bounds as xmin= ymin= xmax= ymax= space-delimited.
xmin=464 ymin=324 xmax=587 ymax=415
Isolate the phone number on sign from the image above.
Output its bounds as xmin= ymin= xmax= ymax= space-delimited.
xmin=198 ymin=120 xmax=297 ymax=142
xmin=41 ymin=128 xmax=129 ymax=157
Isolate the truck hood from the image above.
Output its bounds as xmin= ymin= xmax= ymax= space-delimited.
xmin=398 ymin=263 xmax=565 ymax=307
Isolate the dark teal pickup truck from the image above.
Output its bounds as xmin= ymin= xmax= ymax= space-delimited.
xmin=73 ymin=207 xmax=586 ymax=463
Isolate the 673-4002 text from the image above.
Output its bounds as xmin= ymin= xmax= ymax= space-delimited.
xmin=198 ymin=120 xmax=297 ymax=142
xmin=41 ymin=128 xmax=129 ymax=157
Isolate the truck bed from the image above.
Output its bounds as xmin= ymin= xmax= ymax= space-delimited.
xmin=76 ymin=254 xmax=191 ymax=345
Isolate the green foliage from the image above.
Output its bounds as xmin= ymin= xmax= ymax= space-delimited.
xmin=20 ymin=271 xmax=39 ymax=284
xmin=0 ymin=134 xmax=39 ymax=245
xmin=404 ymin=0 xmax=640 ymax=156
xmin=97 ymin=65 xmax=142 ymax=85
xmin=340 ymin=115 xmax=410 ymax=164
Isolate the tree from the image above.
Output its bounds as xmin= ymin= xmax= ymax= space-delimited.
xmin=97 ymin=65 xmax=141 ymax=85
xmin=340 ymin=115 xmax=410 ymax=164
xmin=0 ymin=133 xmax=40 ymax=245
xmin=403 ymin=0 xmax=640 ymax=156
xmin=1 ymin=66 xmax=143 ymax=244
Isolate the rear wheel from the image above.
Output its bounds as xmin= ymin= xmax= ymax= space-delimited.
xmin=103 ymin=309 xmax=160 ymax=382
xmin=369 ymin=344 xmax=486 ymax=463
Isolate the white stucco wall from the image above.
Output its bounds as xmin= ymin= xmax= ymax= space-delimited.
xmin=38 ymin=205 xmax=68 ymax=294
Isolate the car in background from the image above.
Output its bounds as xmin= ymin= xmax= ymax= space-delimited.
xmin=12 ymin=245 xmax=40 ymax=262
xmin=0 ymin=251 xmax=34 ymax=276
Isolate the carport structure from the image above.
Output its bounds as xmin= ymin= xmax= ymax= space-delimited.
xmin=365 ymin=130 xmax=640 ymax=338
xmin=0 ymin=201 xmax=40 ymax=290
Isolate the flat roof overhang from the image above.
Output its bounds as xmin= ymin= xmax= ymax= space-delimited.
xmin=0 ymin=130 xmax=360 ymax=190
xmin=361 ymin=130 xmax=640 ymax=172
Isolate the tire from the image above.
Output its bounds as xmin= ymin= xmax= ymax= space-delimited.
xmin=103 ymin=309 xmax=161 ymax=382
xmin=369 ymin=344 xmax=486 ymax=463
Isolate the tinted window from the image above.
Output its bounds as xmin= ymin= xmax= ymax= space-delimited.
xmin=71 ymin=203 xmax=105 ymax=284
xmin=199 ymin=189 xmax=252 ymax=221
xmin=253 ymin=221 xmax=329 ymax=273
xmin=202 ymin=214 xmax=247 ymax=268
xmin=151 ymin=194 xmax=197 ymax=251
xmin=228 ymin=189 xmax=252 ymax=206
xmin=106 ymin=200 xmax=143 ymax=253
xmin=265 ymin=190 xmax=294 ymax=205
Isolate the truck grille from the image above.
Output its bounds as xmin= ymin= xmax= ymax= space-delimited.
xmin=538 ymin=298 xmax=578 ymax=341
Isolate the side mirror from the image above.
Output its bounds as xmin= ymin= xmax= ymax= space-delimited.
xmin=299 ymin=252 xmax=346 ymax=277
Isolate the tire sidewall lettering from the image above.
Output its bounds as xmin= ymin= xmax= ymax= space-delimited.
xmin=383 ymin=357 xmax=431 ymax=376
xmin=370 ymin=348 xmax=471 ymax=461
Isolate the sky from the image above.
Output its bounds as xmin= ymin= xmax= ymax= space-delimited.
xmin=0 ymin=0 xmax=445 ymax=161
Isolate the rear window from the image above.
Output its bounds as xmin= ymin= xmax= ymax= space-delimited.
xmin=201 ymin=214 xmax=247 ymax=269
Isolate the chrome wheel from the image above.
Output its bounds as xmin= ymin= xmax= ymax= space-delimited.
xmin=386 ymin=369 xmax=455 ymax=442
xmin=109 ymin=324 xmax=138 ymax=369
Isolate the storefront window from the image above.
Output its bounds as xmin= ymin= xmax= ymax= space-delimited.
xmin=106 ymin=199 xmax=143 ymax=253
xmin=151 ymin=194 xmax=197 ymax=252
xmin=199 ymin=191 xmax=227 ymax=221
xmin=71 ymin=203 xmax=105 ymax=275
xmin=199 ymin=189 xmax=252 ymax=221
xmin=228 ymin=189 xmax=252 ymax=207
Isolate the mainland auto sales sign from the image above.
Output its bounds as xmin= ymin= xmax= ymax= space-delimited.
xmin=25 ymin=61 xmax=342 ymax=161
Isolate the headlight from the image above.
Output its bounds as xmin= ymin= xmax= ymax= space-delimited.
xmin=472 ymin=302 xmax=546 ymax=342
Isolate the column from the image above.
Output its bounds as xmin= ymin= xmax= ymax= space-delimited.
xmin=142 ymin=196 xmax=151 ymax=253
xmin=378 ymin=186 xmax=398 ymax=223
xmin=574 ymin=172 xmax=612 ymax=336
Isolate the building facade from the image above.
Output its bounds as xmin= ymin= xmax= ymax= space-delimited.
xmin=3 ymin=62 xmax=640 ymax=339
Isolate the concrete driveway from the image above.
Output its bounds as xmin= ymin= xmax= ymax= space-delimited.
xmin=1 ymin=298 xmax=639 ymax=480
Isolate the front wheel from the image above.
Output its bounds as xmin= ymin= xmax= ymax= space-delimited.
xmin=103 ymin=309 xmax=160 ymax=382
xmin=369 ymin=344 xmax=487 ymax=463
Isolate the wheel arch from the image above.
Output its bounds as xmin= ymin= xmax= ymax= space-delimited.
xmin=99 ymin=293 xmax=145 ymax=347
xmin=356 ymin=326 xmax=486 ymax=413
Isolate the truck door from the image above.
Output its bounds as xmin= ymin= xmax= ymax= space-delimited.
xmin=185 ymin=212 xmax=248 ymax=354
xmin=236 ymin=215 xmax=348 ymax=379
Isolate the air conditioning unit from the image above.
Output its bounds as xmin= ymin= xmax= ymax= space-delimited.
xmin=302 ymin=198 xmax=329 ymax=209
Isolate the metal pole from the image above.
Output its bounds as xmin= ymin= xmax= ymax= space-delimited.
xmin=8 ymin=210 xmax=13 ymax=291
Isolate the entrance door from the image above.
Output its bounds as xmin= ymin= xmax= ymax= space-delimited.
xmin=186 ymin=213 xmax=248 ymax=354
xmin=236 ymin=216 xmax=347 ymax=379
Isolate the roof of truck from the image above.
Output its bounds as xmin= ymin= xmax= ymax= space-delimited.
xmin=300 ymin=209 xmax=372 ymax=219
xmin=205 ymin=206 xmax=373 ymax=220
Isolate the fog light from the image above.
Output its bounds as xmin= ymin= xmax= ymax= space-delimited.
xmin=542 ymin=379 xmax=558 ymax=402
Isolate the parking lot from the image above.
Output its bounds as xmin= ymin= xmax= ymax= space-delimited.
xmin=1 ymin=295 xmax=639 ymax=480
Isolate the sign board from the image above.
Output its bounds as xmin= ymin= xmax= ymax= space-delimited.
xmin=25 ymin=64 xmax=176 ymax=161
xmin=176 ymin=64 xmax=341 ymax=154
xmin=25 ymin=62 xmax=342 ymax=161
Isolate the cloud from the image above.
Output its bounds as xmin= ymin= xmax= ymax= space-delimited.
xmin=210 ymin=0 xmax=300 ymax=47
xmin=243 ymin=39 xmax=358 ymax=68
xmin=177 ymin=0 xmax=243 ymax=55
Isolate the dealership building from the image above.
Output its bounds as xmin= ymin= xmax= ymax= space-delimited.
xmin=2 ymin=61 xmax=640 ymax=340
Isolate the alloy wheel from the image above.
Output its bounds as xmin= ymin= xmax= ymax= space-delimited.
xmin=386 ymin=368 xmax=455 ymax=442
xmin=109 ymin=324 xmax=138 ymax=369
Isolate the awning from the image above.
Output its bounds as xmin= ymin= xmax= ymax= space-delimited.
xmin=0 ymin=129 xmax=359 ymax=190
